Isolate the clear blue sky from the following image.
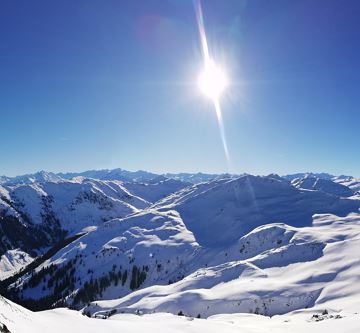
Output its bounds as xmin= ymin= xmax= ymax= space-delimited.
xmin=1 ymin=0 xmax=359 ymax=177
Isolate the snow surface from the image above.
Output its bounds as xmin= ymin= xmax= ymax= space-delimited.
xmin=1 ymin=170 xmax=360 ymax=332
xmin=1 ymin=295 xmax=360 ymax=333
xmin=0 ymin=250 xmax=33 ymax=280
xmin=83 ymin=213 xmax=360 ymax=318
xmin=292 ymin=176 xmax=354 ymax=197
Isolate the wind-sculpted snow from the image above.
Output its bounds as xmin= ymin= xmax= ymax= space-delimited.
xmin=155 ymin=175 xmax=360 ymax=246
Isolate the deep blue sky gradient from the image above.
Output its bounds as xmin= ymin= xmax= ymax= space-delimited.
xmin=1 ymin=0 xmax=359 ymax=176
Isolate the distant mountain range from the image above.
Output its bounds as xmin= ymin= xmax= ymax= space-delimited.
xmin=1 ymin=168 xmax=359 ymax=187
xmin=0 ymin=169 xmax=224 ymax=186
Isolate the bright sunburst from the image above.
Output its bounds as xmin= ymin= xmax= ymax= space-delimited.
xmin=198 ymin=60 xmax=228 ymax=101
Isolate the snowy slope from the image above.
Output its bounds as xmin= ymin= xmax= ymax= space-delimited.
xmin=11 ymin=209 xmax=199 ymax=308
xmin=2 ymin=294 xmax=360 ymax=333
xmin=3 ymin=214 xmax=360 ymax=332
xmin=0 ymin=250 xmax=34 ymax=280
xmin=0 ymin=178 xmax=151 ymax=278
xmin=292 ymin=176 xmax=354 ymax=197
xmin=4 ymin=178 xmax=148 ymax=233
xmin=333 ymin=176 xmax=360 ymax=193
xmin=85 ymin=213 xmax=360 ymax=319
xmin=155 ymin=175 xmax=359 ymax=246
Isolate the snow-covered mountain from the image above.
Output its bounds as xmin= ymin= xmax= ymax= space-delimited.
xmin=59 ymin=169 xmax=224 ymax=185
xmin=1 ymin=169 xmax=360 ymax=333
xmin=154 ymin=175 xmax=359 ymax=246
xmin=283 ymin=172 xmax=335 ymax=182
xmin=0 ymin=171 xmax=64 ymax=186
xmin=0 ymin=178 xmax=152 ymax=279
xmin=2 ymin=213 xmax=360 ymax=332
xmin=292 ymin=176 xmax=355 ymax=197
xmin=333 ymin=176 xmax=360 ymax=193
xmin=84 ymin=213 xmax=360 ymax=318
xmin=5 ymin=173 xmax=359 ymax=314
xmin=164 ymin=172 xmax=221 ymax=184
xmin=58 ymin=168 xmax=159 ymax=183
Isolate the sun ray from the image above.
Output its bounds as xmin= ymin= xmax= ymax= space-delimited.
xmin=194 ymin=0 xmax=232 ymax=170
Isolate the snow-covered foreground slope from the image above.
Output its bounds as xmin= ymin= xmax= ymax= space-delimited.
xmin=1 ymin=295 xmax=360 ymax=333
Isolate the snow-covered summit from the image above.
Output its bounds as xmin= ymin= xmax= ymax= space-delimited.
xmin=155 ymin=174 xmax=359 ymax=246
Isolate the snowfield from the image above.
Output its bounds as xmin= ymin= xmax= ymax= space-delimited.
xmin=1 ymin=295 xmax=360 ymax=333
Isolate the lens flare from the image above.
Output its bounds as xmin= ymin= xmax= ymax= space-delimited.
xmin=195 ymin=0 xmax=231 ymax=169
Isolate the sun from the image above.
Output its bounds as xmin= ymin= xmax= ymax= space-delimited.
xmin=198 ymin=60 xmax=228 ymax=101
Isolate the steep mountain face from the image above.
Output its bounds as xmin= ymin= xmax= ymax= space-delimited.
xmin=9 ymin=210 xmax=199 ymax=310
xmin=0 ymin=184 xmax=66 ymax=262
xmin=0 ymin=178 xmax=152 ymax=278
xmin=292 ymin=176 xmax=355 ymax=197
xmin=2 ymin=179 xmax=148 ymax=234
